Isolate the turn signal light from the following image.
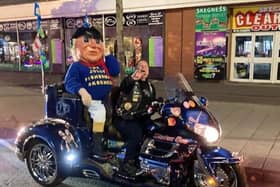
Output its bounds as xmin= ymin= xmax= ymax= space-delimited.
xmin=167 ymin=117 xmax=176 ymax=126
xmin=206 ymin=176 xmax=218 ymax=187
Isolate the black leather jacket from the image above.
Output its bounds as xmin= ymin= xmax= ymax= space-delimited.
xmin=116 ymin=75 xmax=156 ymax=119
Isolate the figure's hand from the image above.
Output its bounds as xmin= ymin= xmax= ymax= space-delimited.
xmin=88 ymin=100 xmax=106 ymax=123
xmin=78 ymin=88 xmax=92 ymax=107
xmin=88 ymin=100 xmax=106 ymax=133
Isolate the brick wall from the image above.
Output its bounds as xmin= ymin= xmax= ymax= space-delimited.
xmin=165 ymin=8 xmax=195 ymax=80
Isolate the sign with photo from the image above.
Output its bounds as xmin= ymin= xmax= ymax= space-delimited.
xmin=194 ymin=56 xmax=226 ymax=80
xmin=195 ymin=6 xmax=227 ymax=31
xmin=233 ymin=6 xmax=280 ymax=32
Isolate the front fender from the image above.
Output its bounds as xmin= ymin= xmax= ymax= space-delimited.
xmin=17 ymin=118 xmax=83 ymax=163
xmin=194 ymin=146 xmax=243 ymax=176
xmin=200 ymin=146 xmax=243 ymax=164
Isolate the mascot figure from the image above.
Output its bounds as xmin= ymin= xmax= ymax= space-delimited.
xmin=64 ymin=26 xmax=120 ymax=157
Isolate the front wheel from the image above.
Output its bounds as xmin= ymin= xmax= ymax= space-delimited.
xmin=26 ymin=140 xmax=66 ymax=186
xmin=193 ymin=163 xmax=247 ymax=187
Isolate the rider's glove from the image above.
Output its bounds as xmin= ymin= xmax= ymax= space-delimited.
xmin=78 ymin=88 xmax=92 ymax=107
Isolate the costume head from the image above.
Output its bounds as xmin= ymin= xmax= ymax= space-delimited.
xmin=71 ymin=27 xmax=104 ymax=64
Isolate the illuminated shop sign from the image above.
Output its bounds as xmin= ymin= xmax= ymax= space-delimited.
xmin=0 ymin=19 xmax=61 ymax=32
xmin=64 ymin=11 xmax=163 ymax=29
xmin=233 ymin=6 xmax=280 ymax=32
xmin=105 ymin=11 xmax=163 ymax=27
xmin=65 ymin=16 xmax=103 ymax=29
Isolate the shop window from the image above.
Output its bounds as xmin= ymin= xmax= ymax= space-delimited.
xmin=0 ymin=19 xmax=62 ymax=72
xmin=253 ymin=63 xmax=271 ymax=80
xmin=235 ymin=36 xmax=252 ymax=57
xmin=19 ymin=31 xmax=39 ymax=71
xmin=0 ymin=25 xmax=19 ymax=70
xmin=0 ymin=33 xmax=19 ymax=64
xmin=49 ymin=19 xmax=63 ymax=73
xmin=17 ymin=20 xmax=50 ymax=72
xmin=254 ymin=35 xmax=273 ymax=58
xmin=234 ymin=62 xmax=249 ymax=79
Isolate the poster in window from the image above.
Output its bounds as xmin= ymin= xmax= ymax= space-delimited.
xmin=194 ymin=31 xmax=226 ymax=80
xmin=149 ymin=36 xmax=163 ymax=67
xmin=194 ymin=56 xmax=225 ymax=80
xmin=195 ymin=31 xmax=226 ymax=57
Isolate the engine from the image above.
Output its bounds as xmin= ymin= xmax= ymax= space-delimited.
xmin=139 ymin=138 xmax=179 ymax=186
xmin=139 ymin=157 xmax=170 ymax=186
xmin=139 ymin=134 xmax=198 ymax=186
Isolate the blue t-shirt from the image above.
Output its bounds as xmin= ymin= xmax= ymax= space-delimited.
xmin=64 ymin=55 xmax=120 ymax=101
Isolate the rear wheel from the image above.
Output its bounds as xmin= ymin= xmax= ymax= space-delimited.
xmin=26 ymin=140 xmax=66 ymax=186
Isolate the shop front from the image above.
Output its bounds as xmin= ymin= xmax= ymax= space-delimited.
xmin=0 ymin=10 xmax=164 ymax=79
xmin=230 ymin=6 xmax=280 ymax=83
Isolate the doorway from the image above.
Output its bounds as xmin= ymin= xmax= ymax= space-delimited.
xmin=231 ymin=32 xmax=280 ymax=83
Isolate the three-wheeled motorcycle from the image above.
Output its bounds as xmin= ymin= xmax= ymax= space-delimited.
xmin=15 ymin=73 xmax=246 ymax=187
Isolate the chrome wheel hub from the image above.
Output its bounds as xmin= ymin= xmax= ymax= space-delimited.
xmin=29 ymin=143 xmax=57 ymax=183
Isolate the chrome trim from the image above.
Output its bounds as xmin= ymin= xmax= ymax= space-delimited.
xmin=82 ymin=169 xmax=101 ymax=179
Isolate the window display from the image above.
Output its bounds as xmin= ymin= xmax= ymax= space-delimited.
xmin=254 ymin=35 xmax=273 ymax=58
xmin=0 ymin=22 xmax=19 ymax=70
xmin=18 ymin=20 xmax=44 ymax=71
xmin=235 ymin=36 xmax=252 ymax=57
xmin=253 ymin=63 xmax=271 ymax=80
xmin=0 ymin=19 xmax=62 ymax=72
xmin=234 ymin=62 xmax=249 ymax=79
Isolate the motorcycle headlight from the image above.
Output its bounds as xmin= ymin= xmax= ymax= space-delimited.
xmin=194 ymin=124 xmax=219 ymax=143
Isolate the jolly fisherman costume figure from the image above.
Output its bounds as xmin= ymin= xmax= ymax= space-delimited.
xmin=64 ymin=26 xmax=120 ymax=157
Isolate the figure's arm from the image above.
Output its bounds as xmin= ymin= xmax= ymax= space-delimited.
xmin=64 ymin=63 xmax=83 ymax=94
xmin=64 ymin=63 xmax=92 ymax=106
xmin=105 ymin=55 xmax=120 ymax=77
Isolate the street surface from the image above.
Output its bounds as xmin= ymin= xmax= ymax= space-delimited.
xmin=0 ymin=137 xmax=278 ymax=187
xmin=0 ymin=138 xmax=119 ymax=187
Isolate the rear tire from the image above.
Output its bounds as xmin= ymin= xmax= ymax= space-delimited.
xmin=26 ymin=140 xmax=66 ymax=186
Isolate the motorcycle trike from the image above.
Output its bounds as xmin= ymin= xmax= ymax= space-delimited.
xmin=15 ymin=73 xmax=246 ymax=187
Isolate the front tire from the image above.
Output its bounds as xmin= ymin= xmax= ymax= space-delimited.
xmin=193 ymin=163 xmax=247 ymax=187
xmin=26 ymin=140 xmax=66 ymax=186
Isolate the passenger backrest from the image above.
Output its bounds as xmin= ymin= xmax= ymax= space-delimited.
xmin=46 ymin=83 xmax=84 ymax=126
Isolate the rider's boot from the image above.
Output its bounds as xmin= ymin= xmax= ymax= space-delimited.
xmin=91 ymin=133 xmax=113 ymax=162
xmin=119 ymin=159 xmax=144 ymax=177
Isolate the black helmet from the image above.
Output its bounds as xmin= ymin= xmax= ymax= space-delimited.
xmin=71 ymin=26 xmax=103 ymax=42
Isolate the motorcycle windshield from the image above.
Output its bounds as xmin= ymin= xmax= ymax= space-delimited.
xmin=163 ymin=73 xmax=221 ymax=134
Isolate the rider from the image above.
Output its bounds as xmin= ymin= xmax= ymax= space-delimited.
xmin=64 ymin=26 xmax=120 ymax=157
xmin=115 ymin=60 xmax=156 ymax=176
